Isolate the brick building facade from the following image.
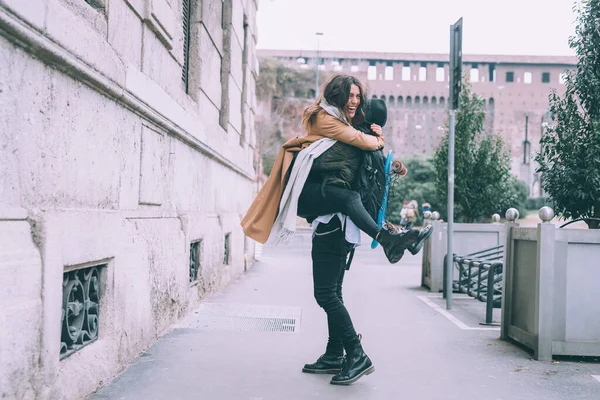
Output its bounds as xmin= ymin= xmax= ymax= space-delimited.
xmin=259 ymin=49 xmax=577 ymax=196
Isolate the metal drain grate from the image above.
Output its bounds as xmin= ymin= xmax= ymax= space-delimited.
xmin=181 ymin=303 xmax=302 ymax=333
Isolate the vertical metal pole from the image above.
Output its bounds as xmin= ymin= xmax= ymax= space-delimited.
xmin=445 ymin=23 xmax=456 ymax=310
xmin=446 ymin=109 xmax=455 ymax=310
xmin=524 ymin=115 xmax=529 ymax=164
xmin=315 ymin=47 xmax=319 ymax=98
xmin=315 ymin=32 xmax=323 ymax=98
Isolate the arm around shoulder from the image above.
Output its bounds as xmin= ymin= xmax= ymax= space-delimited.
xmin=313 ymin=112 xmax=382 ymax=151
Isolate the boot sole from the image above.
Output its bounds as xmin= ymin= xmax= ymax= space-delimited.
xmin=330 ymin=365 xmax=375 ymax=385
xmin=408 ymin=226 xmax=434 ymax=255
xmin=302 ymin=367 xmax=341 ymax=374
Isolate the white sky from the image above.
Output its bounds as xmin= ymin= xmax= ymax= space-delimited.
xmin=256 ymin=0 xmax=579 ymax=56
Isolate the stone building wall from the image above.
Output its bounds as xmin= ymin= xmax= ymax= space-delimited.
xmin=0 ymin=0 xmax=259 ymax=398
xmin=259 ymin=49 xmax=577 ymax=196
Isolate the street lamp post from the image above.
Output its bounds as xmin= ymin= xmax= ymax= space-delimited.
xmin=315 ymin=32 xmax=323 ymax=99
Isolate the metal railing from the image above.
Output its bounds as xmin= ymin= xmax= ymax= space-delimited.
xmin=445 ymin=245 xmax=504 ymax=325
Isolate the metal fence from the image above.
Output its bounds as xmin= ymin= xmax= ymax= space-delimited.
xmin=446 ymin=245 xmax=504 ymax=325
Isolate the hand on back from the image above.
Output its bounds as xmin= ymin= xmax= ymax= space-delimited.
xmin=370 ymin=124 xmax=383 ymax=137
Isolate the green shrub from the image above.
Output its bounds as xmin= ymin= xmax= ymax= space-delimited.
xmin=526 ymin=197 xmax=552 ymax=210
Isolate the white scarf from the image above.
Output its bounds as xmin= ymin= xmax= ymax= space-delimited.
xmin=268 ymin=137 xmax=336 ymax=244
xmin=268 ymin=100 xmax=348 ymax=244
xmin=319 ymin=98 xmax=351 ymax=126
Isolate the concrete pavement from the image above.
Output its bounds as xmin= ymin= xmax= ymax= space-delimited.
xmin=91 ymin=231 xmax=600 ymax=400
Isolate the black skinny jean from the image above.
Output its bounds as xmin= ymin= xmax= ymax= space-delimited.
xmin=297 ymin=182 xmax=380 ymax=239
xmin=311 ymin=217 xmax=361 ymax=355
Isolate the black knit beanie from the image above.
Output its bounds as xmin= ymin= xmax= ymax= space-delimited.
xmin=365 ymin=98 xmax=387 ymax=127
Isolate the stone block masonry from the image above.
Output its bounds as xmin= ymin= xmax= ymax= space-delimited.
xmin=0 ymin=0 xmax=259 ymax=398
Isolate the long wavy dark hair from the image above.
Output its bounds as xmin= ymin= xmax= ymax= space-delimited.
xmin=302 ymin=74 xmax=366 ymax=131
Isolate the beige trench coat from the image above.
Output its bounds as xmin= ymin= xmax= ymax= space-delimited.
xmin=241 ymin=110 xmax=383 ymax=244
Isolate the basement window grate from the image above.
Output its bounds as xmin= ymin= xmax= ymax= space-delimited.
xmin=223 ymin=233 xmax=230 ymax=265
xmin=189 ymin=240 xmax=202 ymax=283
xmin=60 ymin=264 xmax=104 ymax=360
xmin=84 ymin=0 xmax=105 ymax=10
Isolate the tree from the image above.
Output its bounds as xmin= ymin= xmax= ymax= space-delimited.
xmin=433 ymin=82 xmax=518 ymax=223
xmin=535 ymin=0 xmax=600 ymax=229
xmin=256 ymin=57 xmax=318 ymax=100
xmin=509 ymin=177 xmax=530 ymax=221
xmin=255 ymin=57 xmax=321 ymax=175
xmin=387 ymin=158 xmax=443 ymax=223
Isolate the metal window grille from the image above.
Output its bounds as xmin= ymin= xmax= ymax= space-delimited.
xmin=84 ymin=0 xmax=105 ymax=9
xmin=221 ymin=0 xmax=228 ymax=29
xmin=189 ymin=240 xmax=202 ymax=282
xmin=223 ymin=233 xmax=231 ymax=265
xmin=60 ymin=265 xmax=103 ymax=360
xmin=182 ymin=0 xmax=192 ymax=92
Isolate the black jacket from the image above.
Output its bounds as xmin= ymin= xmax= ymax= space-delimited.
xmin=307 ymin=137 xmax=364 ymax=190
xmin=307 ymin=99 xmax=389 ymax=220
xmin=307 ymin=123 xmax=386 ymax=220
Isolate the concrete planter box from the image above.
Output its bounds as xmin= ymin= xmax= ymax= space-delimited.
xmin=501 ymin=224 xmax=600 ymax=360
xmin=421 ymin=221 xmax=506 ymax=292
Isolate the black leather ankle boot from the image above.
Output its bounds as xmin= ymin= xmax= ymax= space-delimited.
xmin=302 ymin=353 xmax=344 ymax=374
xmin=376 ymin=228 xmax=420 ymax=263
xmin=406 ymin=225 xmax=434 ymax=255
xmin=330 ymin=345 xmax=374 ymax=385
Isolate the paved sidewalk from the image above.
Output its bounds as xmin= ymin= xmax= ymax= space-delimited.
xmin=91 ymin=232 xmax=600 ymax=400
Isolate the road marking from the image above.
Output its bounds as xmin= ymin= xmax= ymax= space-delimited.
xmin=417 ymin=296 xmax=500 ymax=331
xmin=592 ymin=375 xmax=600 ymax=383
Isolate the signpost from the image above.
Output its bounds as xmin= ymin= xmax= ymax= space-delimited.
xmin=445 ymin=18 xmax=463 ymax=310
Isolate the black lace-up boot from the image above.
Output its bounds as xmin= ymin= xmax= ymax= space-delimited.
xmin=330 ymin=342 xmax=374 ymax=385
xmin=375 ymin=228 xmax=419 ymax=263
xmin=407 ymin=224 xmax=434 ymax=255
xmin=376 ymin=225 xmax=435 ymax=262
xmin=302 ymin=353 xmax=344 ymax=374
